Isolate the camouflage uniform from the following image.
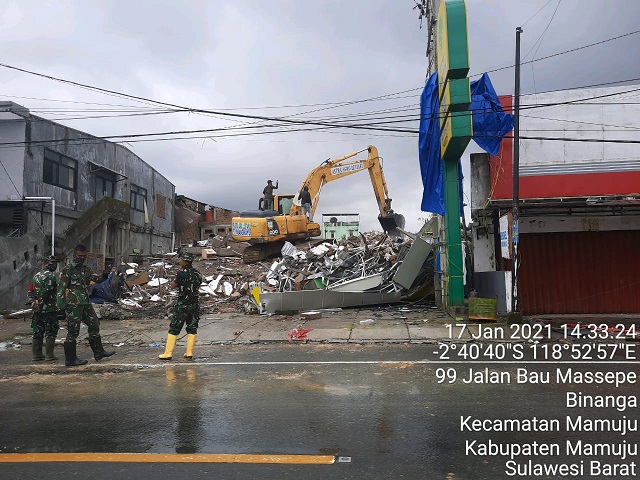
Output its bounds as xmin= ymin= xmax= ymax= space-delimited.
xmin=56 ymin=260 xmax=101 ymax=342
xmin=168 ymin=263 xmax=202 ymax=335
xmin=31 ymin=267 xmax=60 ymax=340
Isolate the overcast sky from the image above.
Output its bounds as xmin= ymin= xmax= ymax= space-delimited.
xmin=2 ymin=0 xmax=639 ymax=232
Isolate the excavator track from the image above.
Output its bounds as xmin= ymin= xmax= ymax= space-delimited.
xmin=242 ymin=241 xmax=286 ymax=264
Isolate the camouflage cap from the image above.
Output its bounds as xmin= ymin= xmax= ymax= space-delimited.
xmin=181 ymin=252 xmax=194 ymax=262
xmin=44 ymin=255 xmax=58 ymax=263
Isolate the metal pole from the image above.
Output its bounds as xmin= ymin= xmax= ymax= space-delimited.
xmin=51 ymin=199 xmax=55 ymax=255
xmin=24 ymin=196 xmax=55 ymax=256
xmin=512 ymin=27 xmax=523 ymax=313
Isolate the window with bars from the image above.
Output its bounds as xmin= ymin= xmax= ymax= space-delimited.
xmin=130 ymin=184 xmax=147 ymax=212
xmin=43 ymin=149 xmax=77 ymax=191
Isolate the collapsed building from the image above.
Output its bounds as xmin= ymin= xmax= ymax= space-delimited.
xmin=10 ymin=232 xmax=433 ymax=321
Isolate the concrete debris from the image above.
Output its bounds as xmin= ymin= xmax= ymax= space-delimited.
xmin=69 ymin=232 xmax=434 ymax=320
xmin=147 ymin=278 xmax=169 ymax=287
xmin=93 ymin=303 xmax=134 ymax=320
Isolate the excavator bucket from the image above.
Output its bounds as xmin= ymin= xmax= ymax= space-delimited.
xmin=378 ymin=213 xmax=406 ymax=238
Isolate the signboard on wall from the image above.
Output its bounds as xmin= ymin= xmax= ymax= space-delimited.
xmin=499 ymin=213 xmax=510 ymax=259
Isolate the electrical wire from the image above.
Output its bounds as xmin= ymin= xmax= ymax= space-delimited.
xmin=0 ymin=27 xmax=636 ymax=125
xmin=473 ymin=28 xmax=640 ymax=78
xmin=522 ymin=0 xmax=563 ymax=62
xmin=521 ymin=0 xmax=556 ymax=27
xmin=0 ymin=38 xmax=639 ymax=148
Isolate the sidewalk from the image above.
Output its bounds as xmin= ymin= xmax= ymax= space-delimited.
xmin=1 ymin=306 xmax=474 ymax=350
xmin=100 ymin=306 xmax=467 ymax=345
xmin=6 ymin=308 xmax=637 ymax=350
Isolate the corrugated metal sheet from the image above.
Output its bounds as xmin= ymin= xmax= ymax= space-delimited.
xmin=519 ymin=231 xmax=640 ymax=314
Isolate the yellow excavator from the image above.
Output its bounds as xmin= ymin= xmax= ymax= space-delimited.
xmin=232 ymin=145 xmax=405 ymax=263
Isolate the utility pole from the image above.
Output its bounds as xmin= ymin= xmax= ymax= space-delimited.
xmin=415 ymin=0 xmax=439 ymax=76
xmin=511 ymin=26 xmax=523 ymax=314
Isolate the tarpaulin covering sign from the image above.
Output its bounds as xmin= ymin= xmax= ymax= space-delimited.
xmin=470 ymin=73 xmax=514 ymax=156
xmin=418 ymin=72 xmax=514 ymax=215
xmin=419 ymin=72 xmax=446 ymax=215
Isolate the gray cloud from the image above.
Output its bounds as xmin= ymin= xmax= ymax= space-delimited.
xmin=1 ymin=0 xmax=639 ymax=233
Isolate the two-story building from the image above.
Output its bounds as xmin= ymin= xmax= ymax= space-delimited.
xmin=0 ymin=101 xmax=175 ymax=310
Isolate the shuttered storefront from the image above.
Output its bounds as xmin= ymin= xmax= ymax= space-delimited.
xmin=519 ymin=230 xmax=640 ymax=314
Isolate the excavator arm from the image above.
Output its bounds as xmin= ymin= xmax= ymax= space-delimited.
xmin=290 ymin=145 xmax=405 ymax=236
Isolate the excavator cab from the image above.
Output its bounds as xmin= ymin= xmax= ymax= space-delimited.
xmin=258 ymin=194 xmax=294 ymax=215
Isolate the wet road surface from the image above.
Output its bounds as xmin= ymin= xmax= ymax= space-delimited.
xmin=0 ymin=343 xmax=637 ymax=479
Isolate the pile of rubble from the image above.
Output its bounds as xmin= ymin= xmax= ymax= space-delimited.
xmin=262 ymin=233 xmax=407 ymax=293
xmin=9 ymin=233 xmax=435 ymax=320
xmin=253 ymin=232 xmax=435 ymax=313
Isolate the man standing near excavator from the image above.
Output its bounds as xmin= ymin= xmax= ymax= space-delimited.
xmin=299 ymin=185 xmax=313 ymax=221
xmin=158 ymin=252 xmax=202 ymax=361
xmin=262 ymin=179 xmax=278 ymax=210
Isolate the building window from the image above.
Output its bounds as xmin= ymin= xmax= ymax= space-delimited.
xmin=43 ymin=149 xmax=77 ymax=191
xmin=130 ymin=184 xmax=147 ymax=212
xmin=95 ymin=173 xmax=115 ymax=200
xmin=156 ymin=194 xmax=166 ymax=219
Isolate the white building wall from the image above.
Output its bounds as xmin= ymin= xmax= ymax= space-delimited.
xmin=519 ymin=85 xmax=640 ymax=176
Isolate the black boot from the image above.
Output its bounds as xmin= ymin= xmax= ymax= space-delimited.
xmin=89 ymin=336 xmax=115 ymax=361
xmin=45 ymin=337 xmax=58 ymax=361
xmin=63 ymin=341 xmax=88 ymax=367
xmin=32 ymin=338 xmax=45 ymax=361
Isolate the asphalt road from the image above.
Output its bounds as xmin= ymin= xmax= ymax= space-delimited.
xmin=0 ymin=343 xmax=637 ymax=479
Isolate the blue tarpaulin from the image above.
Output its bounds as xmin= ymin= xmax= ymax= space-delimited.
xmin=418 ymin=72 xmax=445 ymax=215
xmin=418 ymin=72 xmax=514 ymax=215
xmin=470 ymin=73 xmax=514 ymax=156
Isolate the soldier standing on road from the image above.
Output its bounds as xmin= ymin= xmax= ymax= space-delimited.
xmin=159 ymin=252 xmax=202 ymax=361
xmin=262 ymin=179 xmax=278 ymax=210
xmin=29 ymin=255 xmax=62 ymax=362
xmin=56 ymin=244 xmax=115 ymax=367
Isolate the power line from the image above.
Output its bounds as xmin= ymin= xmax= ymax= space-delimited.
xmin=478 ymin=134 xmax=640 ymax=145
xmin=474 ymin=28 xmax=640 ymax=77
xmin=1 ymin=57 xmax=639 ymax=148
xmin=521 ymin=113 xmax=640 ymax=131
xmin=522 ymin=0 xmax=563 ymax=61
xmin=0 ymin=27 xmax=636 ymax=123
xmin=521 ymin=0 xmax=556 ymax=27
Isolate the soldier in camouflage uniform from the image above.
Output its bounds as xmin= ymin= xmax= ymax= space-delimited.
xmin=30 ymin=255 xmax=62 ymax=361
xmin=56 ymin=244 xmax=115 ymax=367
xmin=159 ymin=252 xmax=202 ymax=360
